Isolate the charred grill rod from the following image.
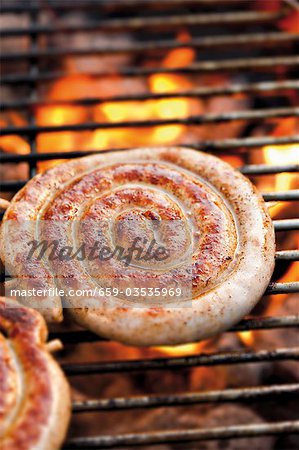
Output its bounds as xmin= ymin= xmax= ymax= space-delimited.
xmin=62 ymin=421 xmax=299 ymax=448
xmin=1 ymin=107 xmax=298 ymax=136
xmin=72 ymin=383 xmax=299 ymax=412
xmin=1 ymin=80 xmax=298 ymax=112
xmin=0 ymin=10 xmax=287 ymax=31
xmin=2 ymin=55 xmax=299 ymax=84
xmin=62 ymin=347 xmax=299 ymax=376
xmin=51 ymin=316 xmax=299 ymax=344
xmin=1 ymin=32 xmax=298 ymax=58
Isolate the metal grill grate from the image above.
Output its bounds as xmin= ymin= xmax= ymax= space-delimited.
xmin=1 ymin=0 xmax=299 ymax=448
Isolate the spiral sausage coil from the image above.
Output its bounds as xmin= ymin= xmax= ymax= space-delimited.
xmin=1 ymin=148 xmax=275 ymax=345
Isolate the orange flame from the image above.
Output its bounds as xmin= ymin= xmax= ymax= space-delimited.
xmin=0 ymin=134 xmax=30 ymax=155
xmin=262 ymin=118 xmax=299 ymax=217
xmin=35 ymin=32 xmax=199 ymax=165
xmin=155 ymin=341 xmax=207 ymax=357
xmin=252 ymin=1 xmax=299 ymax=33
xmin=0 ymin=115 xmax=30 ymax=155
xmin=238 ymin=331 xmax=254 ymax=347
xmin=280 ymin=10 xmax=299 ymax=34
xmin=266 ymin=261 xmax=299 ymax=318
xmin=36 ymin=74 xmax=94 ymax=158
xmin=263 ymin=143 xmax=298 ymax=193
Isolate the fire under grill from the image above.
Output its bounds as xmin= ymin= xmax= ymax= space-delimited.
xmin=0 ymin=0 xmax=299 ymax=449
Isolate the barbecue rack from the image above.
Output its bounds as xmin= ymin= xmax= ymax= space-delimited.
xmin=0 ymin=0 xmax=299 ymax=448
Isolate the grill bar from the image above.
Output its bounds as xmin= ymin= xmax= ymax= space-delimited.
xmin=275 ymin=250 xmax=299 ymax=261
xmin=273 ymin=219 xmax=299 ymax=231
xmin=0 ymin=10 xmax=287 ymax=31
xmin=0 ymin=181 xmax=31 ymax=191
xmin=72 ymin=384 xmax=299 ymax=413
xmin=62 ymin=347 xmax=299 ymax=376
xmin=233 ymin=315 xmax=299 ymax=330
xmin=266 ymin=282 xmax=299 ymax=294
xmin=2 ymin=32 xmax=298 ymax=59
xmin=0 ymin=0 xmax=288 ymax=13
xmin=63 ymin=421 xmax=299 ymax=448
xmin=51 ymin=316 xmax=299 ymax=345
xmin=2 ymin=79 xmax=298 ymax=112
xmin=240 ymin=163 xmax=299 ymax=175
xmin=3 ymin=55 xmax=299 ymax=85
xmin=198 ymin=136 xmax=299 ymax=150
xmin=262 ymin=190 xmax=299 ymax=201
xmin=2 ymin=107 xmax=298 ymax=137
